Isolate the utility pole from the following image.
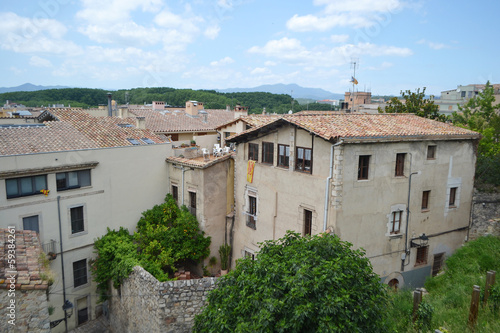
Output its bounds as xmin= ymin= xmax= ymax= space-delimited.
xmin=350 ymin=59 xmax=359 ymax=113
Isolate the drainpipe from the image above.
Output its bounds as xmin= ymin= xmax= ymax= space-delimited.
xmin=323 ymin=140 xmax=343 ymax=232
xmin=173 ymin=165 xmax=193 ymax=205
xmin=401 ymin=170 xmax=421 ymax=272
xmin=57 ymin=196 xmax=69 ymax=332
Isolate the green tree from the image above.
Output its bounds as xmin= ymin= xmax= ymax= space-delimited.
xmin=194 ymin=231 xmax=389 ymax=333
xmin=379 ymin=87 xmax=444 ymax=120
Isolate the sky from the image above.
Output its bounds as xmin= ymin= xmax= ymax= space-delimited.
xmin=0 ymin=0 xmax=499 ymax=96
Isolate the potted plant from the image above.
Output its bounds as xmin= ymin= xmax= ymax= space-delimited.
xmin=190 ymin=139 xmax=196 ymax=146
xmin=208 ymin=256 xmax=217 ymax=276
xmin=219 ymin=244 xmax=231 ymax=275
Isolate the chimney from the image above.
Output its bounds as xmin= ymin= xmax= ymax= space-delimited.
xmin=262 ymin=107 xmax=266 ymax=115
xmin=118 ymin=106 xmax=129 ymax=118
xmin=107 ymin=93 xmax=112 ymax=117
xmin=136 ymin=116 xmax=146 ymax=129
xmin=226 ymin=105 xmax=230 ymax=112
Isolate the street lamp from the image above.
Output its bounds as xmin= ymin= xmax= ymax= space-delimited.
xmin=50 ymin=300 xmax=74 ymax=329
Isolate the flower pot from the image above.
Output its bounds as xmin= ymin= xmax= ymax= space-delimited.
xmin=220 ymin=269 xmax=228 ymax=275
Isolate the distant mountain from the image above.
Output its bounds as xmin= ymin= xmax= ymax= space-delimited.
xmin=217 ymin=83 xmax=344 ymax=101
xmin=0 ymin=83 xmax=71 ymax=94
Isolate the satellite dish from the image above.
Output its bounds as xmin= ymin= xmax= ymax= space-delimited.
xmin=456 ymin=88 xmax=461 ymax=92
xmin=288 ymin=110 xmax=293 ymax=114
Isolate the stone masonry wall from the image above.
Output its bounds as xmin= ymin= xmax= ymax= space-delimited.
xmin=109 ymin=266 xmax=217 ymax=333
xmin=0 ymin=289 xmax=50 ymax=333
xmin=469 ymin=191 xmax=500 ymax=239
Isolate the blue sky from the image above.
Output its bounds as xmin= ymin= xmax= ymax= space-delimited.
xmin=0 ymin=0 xmax=498 ymax=96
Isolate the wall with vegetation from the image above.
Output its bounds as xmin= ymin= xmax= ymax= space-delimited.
xmin=109 ymin=266 xmax=217 ymax=333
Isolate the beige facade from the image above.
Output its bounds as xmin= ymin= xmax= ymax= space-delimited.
xmin=166 ymin=155 xmax=234 ymax=272
xmin=229 ymin=114 xmax=479 ymax=288
xmin=0 ymin=143 xmax=172 ymax=332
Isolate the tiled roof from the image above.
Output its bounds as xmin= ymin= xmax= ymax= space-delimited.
xmin=0 ymin=109 xmax=166 ymax=156
xmin=166 ymin=153 xmax=233 ymax=169
xmin=227 ymin=113 xmax=481 ymax=143
xmin=0 ymin=229 xmax=49 ymax=290
xmin=128 ymin=108 xmax=236 ymax=133
xmin=215 ymin=114 xmax=280 ymax=130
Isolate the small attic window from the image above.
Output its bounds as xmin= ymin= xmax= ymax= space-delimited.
xmin=118 ymin=123 xmax=134 ymax=128
xmin=127 ymin=138 xmax=141 ymax=145
xmin=141 ymin=138 xmax=155 ymax=144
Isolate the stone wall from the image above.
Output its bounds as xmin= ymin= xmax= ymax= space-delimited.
xmin=470 ymin=191 xmax=500 ymax=239
xmin=0 ymin=289 xmax=50 ymax=332
xmin=109 ymin=266 xmax=217 ymax=333
xmin=0 ymin=229 xmax=50 ymax=332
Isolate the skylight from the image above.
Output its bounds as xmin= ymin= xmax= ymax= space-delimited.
xmin=127 ymin=138 xmax=141 ymax=145
xmin=141 ymin=138 xmax=155 ymax=144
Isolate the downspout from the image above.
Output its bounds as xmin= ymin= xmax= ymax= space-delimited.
xmin=402 ymin=169 xmax=421 ymax=272
xmin=57 ymin=196 xmax=69 ymax=333
xmin=323 ymin=140 xmax=343 ymax=232
xmin=173 ymin=165 xmax=193 ymax=205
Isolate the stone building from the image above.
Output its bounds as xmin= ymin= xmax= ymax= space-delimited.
xmin=227 ymin=113 xmax=480 ymax=288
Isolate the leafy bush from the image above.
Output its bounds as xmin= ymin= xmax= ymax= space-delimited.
xmin=92 ymin=194 xmax=211 ymax=300
xmin=194 ymin=231 xmax=389 ymax=333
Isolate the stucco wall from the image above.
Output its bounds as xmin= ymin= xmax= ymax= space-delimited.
xmin=109 ymin=266 xmax=217 ymax=333
xmin=0 ymin=143 xmax=172 ymax=332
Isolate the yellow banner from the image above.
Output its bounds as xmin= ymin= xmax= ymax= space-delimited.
xmin=247 ymin=160 xmax=255 ymax=183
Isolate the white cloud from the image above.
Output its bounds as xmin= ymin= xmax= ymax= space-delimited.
xmin=0 ymin=12 xmax=81 ymax=55
xmin=248 ymin=38 xmax=412 ymax=66
xmin=264 ymin=61 xmax=277 ymax=66
xmin=29 ymin=56 xmax=52 ymax=67
xmin=417 ymin=39 xmax=450 ymax=50
xmin=210 ymin=57 xmax=234 ymax=66
xmin=330 ymin=34 xmax=349 ymax=43
xmin=76 ymin=2 xmax=204 ymax=49
xmin=250 ymin=67 xmax=270 ymax=75
xmin=287 ymin=0 xmax=402 ymax=31
xmin=366 ymin=61 xmax=393 ymax=70
xmin=204 ymin=26 xmax=221 ymax=39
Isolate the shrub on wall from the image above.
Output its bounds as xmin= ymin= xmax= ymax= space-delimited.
xmin=91 ymin=194 xmax=211 ymax=301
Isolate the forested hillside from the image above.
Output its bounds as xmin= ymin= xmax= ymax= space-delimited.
xmin=0 ymin=87 xmax=315 ymax=114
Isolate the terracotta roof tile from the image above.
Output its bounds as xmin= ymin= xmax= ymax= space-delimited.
xmin=0 ymin=109 xmax=167 ymax=156
xmin=0 ymin=229 xmax=49 ymax=290
xmin=227 ymin=113 xmax=480 ymax=143
xmin=128 ymin=108 xmax=236 ymax=133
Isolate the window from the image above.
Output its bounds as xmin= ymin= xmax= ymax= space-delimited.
xmin=244 ymin=250 xmax=255 ymax=260
xmin=449 ymin=187 xmax=457 ymax=207
xmin=358 ymin=155 xmax=370 ymax=180
xmin=23 ymin=215 xmax=39 ymax=234
xmin=395 ymin=153 xmax=406 ymax=177
xmin=262 ymin=142 xmax=274 ymax=164
xmin=427 ymin=145 xmax=436 ymax=159
xmin=170 ymin=134 xmax=179 ymax=141
xmin=77 ymin=297 xmax=89 ymax=326
xmin=189 ymin=191 xmax=196 ymax=216
xmin=6 ymin=175 xmax=47 ymax=199
xmin=56 ymin=170 xmax=91 ymax=191
xmin=432 ymin=253 xmax=445 ymax=276
xmin=171 ymin=185 xmax=178 ymax=203
xmin=141 ymin=137 xmax=155 ymax=144
xmin=127 ymin=138 xmax=140 ymax=145
xmin=304 ymin=209 xmax=312 ymax=236
xmin=248 ymin=143 xmax=258 ymax=161
xmin=295 ymin=147 xmax=312 ymax=173
xmin=70 ymin=206 xmax=85 ymax=234
xmin=390 ymin=211 xmax=402 ymax=234
xmin=73 ymin=259 xmax=87 ymax=288
xmin=247 ymin=195 xmax=257 ymax=230
xmin=278 ymin=144 xmax=290 ymax=168
xmin=416 ymin=246 xmax=429 ymax=265
xmin=421 ymin=190 xmax=430 ymax=210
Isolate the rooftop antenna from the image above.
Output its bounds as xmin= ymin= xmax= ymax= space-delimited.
xmin=350 ymin=58 xmax=359 ymax=113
